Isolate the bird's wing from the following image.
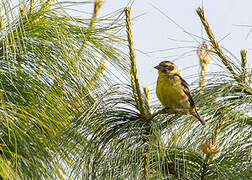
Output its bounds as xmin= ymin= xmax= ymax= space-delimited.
xmin=174 ymin=74 xmax=195 ymax=107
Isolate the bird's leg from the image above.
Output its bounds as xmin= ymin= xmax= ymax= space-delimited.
xmin=163 ymin=108 xmax=185 ymax=114
xmin=148 ymin=108 xmax=188 ymax=121
xmin=149 ymin=109 xmax=165 ymax=120
xmin=160 ymin=108 xmax=170 ymax=114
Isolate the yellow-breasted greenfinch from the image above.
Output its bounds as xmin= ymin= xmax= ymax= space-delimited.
xmin=155 ymin=61 xmax=205 ymax=125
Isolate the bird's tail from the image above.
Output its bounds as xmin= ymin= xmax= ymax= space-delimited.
xmin=192 ymin=109 xmax=206 ymax=125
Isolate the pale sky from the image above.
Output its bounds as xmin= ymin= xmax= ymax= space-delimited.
xmin=99 ymin=0 xmax=252 ymax=90
xmin=10 ymin=0 xmax=252 ymax=90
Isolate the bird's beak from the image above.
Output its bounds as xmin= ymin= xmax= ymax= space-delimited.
xmin=154 ymin=65 xmax=161 ymax=70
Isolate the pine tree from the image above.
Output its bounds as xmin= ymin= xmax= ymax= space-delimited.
xmin=0 ymin=0 xmax=126 ymax=178
xmin=0 ymin=1 xmax=251 ymax=179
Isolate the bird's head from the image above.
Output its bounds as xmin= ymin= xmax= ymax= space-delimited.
xmin=154 ymin=61 xmax=179 ymax=75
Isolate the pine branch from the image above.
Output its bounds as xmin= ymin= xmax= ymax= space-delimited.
xmin=40 ymin=0 xmax=55 ymax=12
xmin=211 ymin=115 xmax=226 ymax=145
xmin=196 ymin=8 xmax=237 ymax=79
xmin=125 ymin=7 xmax=150 ymax=180
xmin=0 ymin=14 xmax=3 ymax=30
xmin=240 ymin=49 xmax=247 ymax=83
xmin=240 ymin=50 xmax=252 ymax=95
xmin=29 ymin=0 xmax=35 ymax=14
xmin=201 ymin=115 xmax=226 ymax=180
xmin=89 ymin=0 xmax=103 ymax=30
xmin=36 ymin=41 xmax=46 ymax=78
xmin=144 ymin=152 xmax=149 ymax=180
xmin=201 ymin=155 xmax=210 ymax=180
xmin=240 ymin=49 xmax=252 ymax=95
xmin=78 ymin=0 xmax=103 ymax=55
xmin=196 ymin=7 xmax=252 ymax=95
xmin=124 ymin=7 xmax=146 ymax=118
xmin=143 ymin=85 xmax=150 ymax=109
xmin=85 ymin=62 xmax=106 ymax=91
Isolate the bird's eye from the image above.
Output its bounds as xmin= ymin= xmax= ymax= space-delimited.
xmin=166 ymin=65 xmax=174 ymax=71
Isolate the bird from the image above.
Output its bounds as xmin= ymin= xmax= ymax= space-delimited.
xmin=155 ymin=61 xmax=205 ymax=125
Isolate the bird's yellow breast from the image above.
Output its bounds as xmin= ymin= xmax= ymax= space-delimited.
xmin=156 ymin=73 xmax=190 ymax=109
